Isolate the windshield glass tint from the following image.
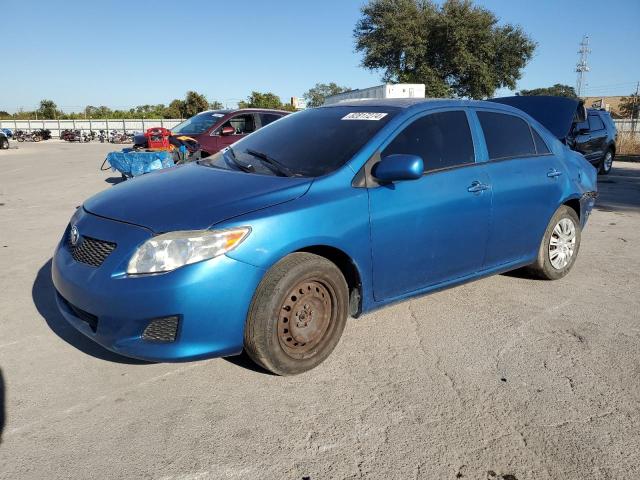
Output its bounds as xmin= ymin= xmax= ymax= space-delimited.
xmin=203 ymin=106 xmax=397 ymax=177
xmin=171 ymin=111 xmax=226 ymax=135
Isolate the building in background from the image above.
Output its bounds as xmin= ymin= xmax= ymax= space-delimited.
xmin=581 ymin=96 xmax=625 ymax=117
xmin=324 ymin=84 xmax=426 ymax=105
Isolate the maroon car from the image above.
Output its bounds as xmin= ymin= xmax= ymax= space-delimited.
xmin=170 ymin=108 xmax=290 ymax=154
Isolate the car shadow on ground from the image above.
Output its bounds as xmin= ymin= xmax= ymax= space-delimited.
xmin=104 ymin=176 xmax=125 ymax=185
xmin=32 ymin=259 xmax=150 ymax=364
xmin=594 ymin=164 xmax=640 ymax=212
xmin=223 ymin=353 xmax=275 ymax=376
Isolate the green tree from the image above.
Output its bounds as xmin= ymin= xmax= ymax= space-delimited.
xmin=184 ymin=91 xmax=209 ymax=117
xmin=209 ymin=100 xmax=224 ymax=110
xmin=239 ymin=91 xmax=284 ymax=109
xmin=354 ymin=0 xmax=536 ymax=99
xmin=303 ymin=83 xmax=351 ymax=107
xmin=619 ymin=93 xmax=639 ymax=119
xmin=37 ymin=99 xmax=59 ymax=118
xmin=519 ymin=84 xmax=577 ymax=98
xmin=165 ymin=99 xmax=186 ymax=118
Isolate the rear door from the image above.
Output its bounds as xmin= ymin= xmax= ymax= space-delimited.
xmin=368 ymin=109 xmax=491 ymax=300
xmin=474 ymin=109 xmax=565 ymax=267
xmin=258 ymin=112 xmax=285 ymax=129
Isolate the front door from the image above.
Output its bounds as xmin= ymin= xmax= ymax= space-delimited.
xmin=215 ymin=113 xmax=258 ymax=151
xmin=368 ymin=110 xmax=491 ymax=301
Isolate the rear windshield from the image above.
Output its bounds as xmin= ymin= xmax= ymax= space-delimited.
xmin=202 ymin=106 xmax=397 ymax=177
xmin=171 ymin=111 xmax=227 ymax=135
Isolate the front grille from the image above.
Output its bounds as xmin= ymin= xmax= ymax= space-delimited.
xmin=142 ymin=316 xmax=180 ymax=342
xmin=59 ymin=294 xmax=99 ymax=332
xmin=68 ymin=232 xmax=116 ymax=267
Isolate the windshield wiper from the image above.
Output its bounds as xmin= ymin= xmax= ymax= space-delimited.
xmin=225 ymin=147 xmax=255 ymax=173
xmin=244 ymin=149 xmax=295 ymax=177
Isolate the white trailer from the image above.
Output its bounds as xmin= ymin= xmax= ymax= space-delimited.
xmin=323 ymin=84 xmax=426 ymax=105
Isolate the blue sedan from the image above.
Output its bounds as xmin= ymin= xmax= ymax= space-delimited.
xmin=52 ymin=99 xmax=597 ymax=375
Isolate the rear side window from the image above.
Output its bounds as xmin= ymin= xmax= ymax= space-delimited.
xmin=382 ymin=111 xmax=475 ymax=173
xmin=532 ymin=128 xmax=550 ymax=155
xmin=260 ymin=113 xmax=282 ymax=127
xmin=588 ymin=114 xmax=605 ymax=131
xmin=478 ymin=111 xmax=536 ymax=160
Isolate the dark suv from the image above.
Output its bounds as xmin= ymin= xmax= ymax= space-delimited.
xmin=170 ymin=108 xmax=289 ymax=155
xmin=569 ymin=109 xmax=617 ymax=175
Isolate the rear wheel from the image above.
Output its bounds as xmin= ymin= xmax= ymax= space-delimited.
xmin=244 ymin=252 xmax=348 ymax=375
xmin=0 ymin=137 xmax=8 ymax=149
xmin=527 ymin=206 xmax=581 ymax=280
xmin=599 ymin=149 xmax=613 ymax=175
xmin=17 ymin=136 xmax=24 ymax=142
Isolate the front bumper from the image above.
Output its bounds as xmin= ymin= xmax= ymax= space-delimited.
xmin=52 ymin=209 xmax=265 ymax=362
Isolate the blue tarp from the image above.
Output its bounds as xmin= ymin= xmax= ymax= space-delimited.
xmin=105 ymin=150 xmax=175 ymax=177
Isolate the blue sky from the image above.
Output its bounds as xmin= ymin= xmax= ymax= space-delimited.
xmin=1 ymin=0 xmax=639 ymax=113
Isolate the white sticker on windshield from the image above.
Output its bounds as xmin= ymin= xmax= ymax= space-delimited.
xmin=341 ymin=112 xmax=388 ymax=121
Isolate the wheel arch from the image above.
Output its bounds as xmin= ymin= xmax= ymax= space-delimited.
xmin=294 ymin=245 xmax=363 ymax=317
xmin=562 ymin=197 xmax=581 ymax=221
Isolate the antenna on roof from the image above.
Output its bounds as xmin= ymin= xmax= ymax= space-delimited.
xmin=576 ymin=35 xmax=590 ymax=97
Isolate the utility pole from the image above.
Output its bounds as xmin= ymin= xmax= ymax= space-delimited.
xmin=632 ymin=81 xmax=639 ymax=133
xmin=576 ymin=35 xmax=590 ymax=98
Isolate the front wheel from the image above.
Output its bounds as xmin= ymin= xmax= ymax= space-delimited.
xmin=244 ymin=252 xmax=349 ymax=375
xmin=527 ymin=206 xmax=581 ymax=280
xmin=17 ymin=137 xmax=24 ymax=142
xmin=0 ymin=137 xmax=8 ymax=149
xmin=599 ymin=149 xmax=613 ymax=175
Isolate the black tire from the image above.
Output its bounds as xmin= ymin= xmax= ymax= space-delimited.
xmin=599 ymin=149 xmax=614 ymax=175
xmin=0 ymin=137 xmax=8 ymax=149
xmin=244 ymin=252 xmax=349 ymax=376
xmin=33 ymin=135 xmax=41 ymax=143
xmin=17 ymin=137 xmax=24 ymax=143
xmin=527 ymin=206 xmax=581 ymax=280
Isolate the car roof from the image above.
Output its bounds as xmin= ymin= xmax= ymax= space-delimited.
xmin=198 ymin=108 xmax=290 ymax=115
xmin=319 ymin=97 xmax=521 ymax=112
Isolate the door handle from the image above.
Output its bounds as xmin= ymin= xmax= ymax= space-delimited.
xmin=547 ymin=169 xmax=563 ymax=178
xmin=467 ymin=181 xmax=490 ymax=193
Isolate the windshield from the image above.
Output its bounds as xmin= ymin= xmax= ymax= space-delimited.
xmin=171 ymin=111 xmax=227 ymax=135
xmin=201 ymin=106 xmax=397 ymax=177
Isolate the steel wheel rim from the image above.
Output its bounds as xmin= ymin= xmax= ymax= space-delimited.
xmin=278 ymin=280 xmax=334 ymax=358
xmin=549 ymin=217 xmax=576 ymax=269
xmin=604 ymin=152 xmax=613 ymax=172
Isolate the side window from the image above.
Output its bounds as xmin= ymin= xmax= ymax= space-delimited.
xmin=381 ymin=111 xmax=475 ymax=173
xmin=221 ymin=114 xmax=256 ymax=135
xmin=477 ymin=111 xmax=536 ymax=160
xmin=588 ymin=114 xmax=605 ymax=131
xmin=259 ymin=113 xmax=283 ymax=127
xmin=532 ymin=128 xmax=550 ymax=155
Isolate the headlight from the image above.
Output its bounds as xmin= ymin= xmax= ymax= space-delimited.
xmin=127 ymin=227 xmax=250 ymax=275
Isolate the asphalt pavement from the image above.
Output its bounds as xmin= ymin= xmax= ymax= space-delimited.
xmin=0 ymin=141 xmax=639 ymax=479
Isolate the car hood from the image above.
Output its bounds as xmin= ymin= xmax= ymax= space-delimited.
xmin=84 ymin=163 xmax=312 ymax=233
xmin=488 ymin=96 xmax=586 ymax=141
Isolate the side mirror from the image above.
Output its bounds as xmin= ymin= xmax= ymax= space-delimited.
xmin=372 ymin=154 xmax=424 ymax=182
xmin=220 ymin=126 xmax=235 ymax=136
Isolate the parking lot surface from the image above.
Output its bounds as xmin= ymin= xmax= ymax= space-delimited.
xmin=0 ymin=141 xmax=639 ymax=480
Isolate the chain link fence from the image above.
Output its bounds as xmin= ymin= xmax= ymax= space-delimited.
xmin=0 ymin=119 xmax=183 ymax=138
